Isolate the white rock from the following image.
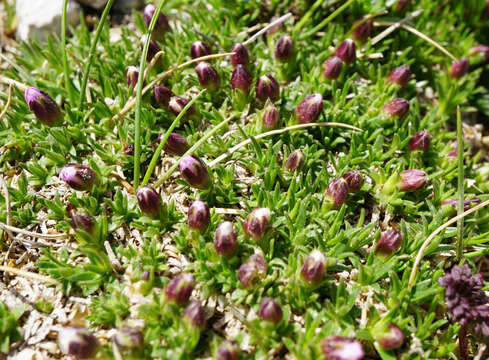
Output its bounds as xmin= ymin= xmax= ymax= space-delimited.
xmin=76 ymin=0 xmax=108 ymax=10
xmin=16 ymin=0 xmax=81 ymax=42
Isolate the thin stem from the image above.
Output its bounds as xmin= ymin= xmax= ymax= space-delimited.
xmin=370 ymin=10 xmax=423 ymax=46
xmin=0 ymin=265 xmax=60 ymax=285
xmin=61 ymin=0 xmax=75 ymax=105
xmin=294 ymin=0 xmax=337 ymax=34
xmin=141 ymin=89 xmax=205 ymax=186
xmin=134 ymin=0 xmax=165 ymax=190
xmin=456 ymin=106 xmax=464 ymax=262
xmin=459 ymin=326 xmax=469 ymax=360
xmin=242 ymin=13 xmax=292 ymax=46
xmin=153 ymin=114 xmax=236 ymax=188
xmin=0 ymin=84 xmax=13 ymax=120
xmin=0 ymin=223 xmax=67 ymax=239
xmin=78 ymin=0 xmax=115 ymax=107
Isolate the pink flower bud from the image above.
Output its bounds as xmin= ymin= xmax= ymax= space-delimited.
xmin=321 ymin=336 xmax=364 ymax=360
xmin=195 ymin=61 xmax=220 ymax=91
xmin=165 ymin=273 xmax=194 ymax=305
xmin=58 ymin=327 xmax=98 ymax=359
xmin=187 ymin=200 xmax=210 ymax=233
xmin=231 ymin=64 xmax=253 ymax=93
xmin=243 ymin=207 xmax=271 ymax=240
xmin=399 ymin=169 xmax=428 ymax=192
xmin=24 ymin=87 xmax=62 ymax=126
xmin=296 ymin=93 xmax=323 ymax=124
xmin=323 ymin=56 xmax=343 ymax=80
xmin=59 ymin=163 xmax=98 ymax=191
xmin=262 ymin=104 xmax=279 ymax=130
xmin=258 ymin=297 xmax=283 ymax=324
xmin=179 ymin=155 xmax=211 ymax=189
xmin=274 ymin=34 xmax=294 ymax=62
xmin=469 ymin=45 xmax=489 ymax=62
xmin=214 ymin=221 xmax=238 ymax=257
xmin=387 ymin=65 xmax=411 ymax=88
xmin=408 ymin=130 xmax=430 ymax=152
xmin=284 ymin=149 xmax=305 ymax=172
xmin=336 ymin=39 xmax=356 ymax=65
xmin=376 ymin=323 xmax=404 ymax=350
xmin=301 ymin=249 xmax=326 ymax=285
xmin=442 ymin=197 xmax=481 ymax=211
xmin=159 ymin=132 xmax=189 ymax=156
xmin=376 ymin=228 xmax=402 ymax=255
xmin=217 ymin=340 xmax=240 ymax=360
xmin=325 ymin=178 xmax=349 ymax=207
xmin=230 ymin=43 xmax=249 ymax=68
xmin=113 ymin=328 xmax=143 ymax=349
xmin=71 ymin=213 xmax=95 ymax=234
xmin=343 ymin=170 xmax=363 ymax=193
xmin=126 ymin=66 xmax=139 ymax=89
xmin=183 ymin=300 xmax=206 ymax=330
xmin=383 ymin=98 xmax=410 ymax=119
xmin=255 ymin=74 xmax=280 ymax=102
xmin=238 ymin=253 xmax=267 ymax=289
xmin=450 ymin=58 xmax=469 ymax=78
xmin=136 ymin=186 xmax=162 ymax=217
xmin=154 ymin=86 xmax=174 ymax=107
xmin=190 ymin=41 xmax=211 ymax=59
xmin=168 ymin=96 xmax=196 ymax=116
xmin=352 ymin=18 xmax=373 ymax=43
xmin=143 ymin=4 xmax=170 ymax=41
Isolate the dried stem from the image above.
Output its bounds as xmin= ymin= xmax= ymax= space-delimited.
xmin=242 ymin=13 xmax=292 ymax=46
xmin=459 ymin=326 xmax=469 ymax=360
xmin=0 ymin=223 xmax=67 ymax=239
xmin=0 ymin=74 xmax=28 ymax=92
xmin=371 ymin=10 xmax=423 ymax=46
xmin=0 ymin=84 xmax=13 ymax=120
xmin=456 ymin=106 xmax=464 ymax=261
xmin=0 ymin=265 xmax=60 ymax=285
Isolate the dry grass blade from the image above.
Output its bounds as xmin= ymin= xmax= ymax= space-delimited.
xmin=0 ymin=223 xmax=67 ymax=239
xmin=371 ymin=9 xmax=423 ymax=46
xmin=0 ymin=265 xmax=61 ymax=285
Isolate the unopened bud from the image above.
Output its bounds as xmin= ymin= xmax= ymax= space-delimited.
xmin=383 ymin=98 xmax=410 ymax=119
xmin=179 ymin=155 xmax=211 ymax=189
xmin=154 ymin=86 xmax=174 ymax=107
xmin=274 ymin=34 xmax=294 ymax=62
xmin=376 ymin=228 xmax=402 ymax=255
xmin=190 ymin=41 xmax=211 ymax=59
xmin=323 ymin=56 xmax=343 ymax=80
xmin=183 ymin=300 xmax=206 ymax=330
xmin=159 ymin=132 xmax=189 ymax=156
xmin=408 ymin=130 xmax=430 ymax=152
xmin=143 ymin=4 xmax=170 ymax=41
xmin=231 ymin=64 xmax=252 ymax=93
xmin=255 ymin=74 xmax=280 ymax=102
xmin=136 ymin=186 xmax=162 ymax=217
xmin=387 ymin=65 xmax=411 ymax=88
xmin=126 ymin=66 xmax=139 ymax=89
xmin=243 ymin=207 xmax=271 ymax=240
xmin=352 ymin=18 xmax=373 ymax=43
xmin=262 ymin=104 xmax=279 ymax=130
xmin=217 ymin=340 xmax=240 ymax=360
xmin=284 ymin=149 xmax=305 ymax=172
xmin=376 ymin=323 xmax=404 ymax=350
xmin=113 ymin=328 xmax=143 ymax=349
xmin=238 ymin=253 xmax=267 ymax=289
xmin=296 ymin=93 xmax=323 ymax=124
xmin=230 ymin=43 xmax=250 ymax=67
xmin=187 ymin=200 xmax=210 ymax=233
xmin=24 ymin=87 xmax=62 ymax=126
xmin=450 ymin=58 xmax=469 ymax=78
xmin=165 ymin=273 xmax=194 ymax=305
xmin=325 ymin=178 xmax=349 ymax=207
xmin=343 ymin=170 xmax=363 ymax=193
xmin=336 ymin=39 xmax=356 ymax=65
xmin=59 ymin=163 xmax=98 ymax=191
xmin=58 ymin=327 xmax=98 ymax=359
xmin=168 ymin=96 xmax=196 ymax=116
xmin=399 ymin=169 xmax=428 ymax=192
xmin=301 ymin=250 xmax=327 ymax=285
xmin=214 ymin=221 xmax=238 ymax=257
xmin=258 ymin=297 xmax=282 ymax=324
xmin=195 ymin=62 xmax=220 ymax=91
xmin=469 ymin=45 xmax=489 ymax=62
xmin=71 ymin=213 xmax=95 ymax=234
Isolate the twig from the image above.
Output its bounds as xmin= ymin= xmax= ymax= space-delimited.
xmin=110 ymin=172 xmax=134 ymax=194
xmin=0 ymin=223 xmax=67 ymax=239
xmin=456 ymin=106 xmax=464 ymax=261
xmin=0 ymin=176 xmax=11 ymax=227
xmin=242 ymin=13 xmax=292 ymax=46
xmin=139 ymin=50 xmax=165 ymax=94
xmin=0 ymin=84 xmax=13 ymax=120
xmin=208 ymin=122 xmax=362 ymax=167
xmin=0 ymin=74 xmax=28 ymax=92
xmin=408 ymin=198 xmax=489 ymax=288
xmin=0 ymin=265 xmax=60 ymax=285
xmin=371 ymin=10 xmax=423 ymax=46
xmin=400 ymin=23 xmax=457 ymax=61
xmin=104 ymin=241 xmax=123 ymax=273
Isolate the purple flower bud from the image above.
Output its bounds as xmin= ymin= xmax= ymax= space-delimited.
xmin=183 ymin=300 xmax=206 ymax=330
xmin=301 ymin=250 xmax=326 ymax=285
xmin=126 ymin=66 xmax=139 ymax=89
xmin=249 ymin=253 xmax=267 ymax=273
xmin=113 ymin=328 xmax=143 ymax=349
xmin=399 ymin=169 xmax=428 ymax=192
xmin=450 ymin=58 xmax=470 ymax=78
xmin=387 ymin=65 xmax=411 ymax=88
xmin=143 ymin=4 xmax=170 ymax=40
xmin=195 ymin=62 xmax=220 ymax=91
xmin=243 ymin=207 xmax=271 ymax=240
xmin=442 ymin=197 xmax=481 ymax=211
xmin=296 ymin=93 xmax=323 ymax=124
xmin=262 ymin=104 xmax=279 ymax=130
xmin=320 ymin=336 xmax=364 ymax=360
xmin=58 ymin=327 xmax=98 ymax=359
xmin=159 ymin=132 xmax=189 ymax=156
xmin=147 ymin=40 xmax=160 ymax=61
xmin=136 ymin=186 xmax=162 ymax=217
xmin=123 ymin=144 xmax=134 ymax=155
xmin=383 ymin=98 xmax=410 ymax=119
xmin=284 ymin=149 xmax=305 ymax=172
xmin=179 ymin=155 xmax=211 ymax=189
xmin=352 ymin=18 xmax=373 ymax=43
xmin=343 ymin=170 xmax=363 ymax=193
xmin=187 ymin=200 xmax=210 ymax=233
xmin=71 ymin=213 xmax=95 ymax=234
xmin=258 ymin=297 xmax=283 ymax=324
xmin=168 ymin=96 xmax=196 ymax=116
xmin=255 ymin=74 xmax=280 ymax=102
xmin=325 ymin=178 xmax=349 ymax=207
xmin=217 ymin=340 xmax=240 ymax=360
xmin=274 ymin=34 xmax=294 ymax=62
xmin=323 ymin=56 xmax=343 ymax=80
xmin=376 ymin=323 xmax=404 ymax=350
xmin=336 ymin=39 xmax=356 ymax=65
xmin=165 ymin=273 xmax=194 ymax=305
xmin=190 ymin=41 xmax=211 ymax=59
xmin=469 ymin=45 xmax=489 ymax=62
xmin=214 ymin=221 xmax=238 ymax=257
xmin=448 ymin=141 xmax=458 ymax=158
xmin=59 ymin=163 xmax=98 ymax=191
xmin=376 ymin=228 xmax=402 ymax=255
xmin=24 ymin=87 xmax=62 ymax=126
xmin=231 ymin=64 xmax=253 ymax=93
xmin=154 ymin=86 xmax=173 ymax=107
xmin=238 ymin=253 xmax=267 ymax=289
xmin=408 ymin=130 xmax=430 ymax=152
xmin=230 ymin=43 xmax=250 ymax=68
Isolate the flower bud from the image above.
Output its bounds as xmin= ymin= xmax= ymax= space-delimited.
xmin=230 ymin=43 xmax=249 ymax=67
xmin=147 ymin=40 xmax=160 ymax=61
xmin=343 ymin=170 xmax=363 ymax=193
xmin=168 ymin=96 xmax=196 ymax=116
xmin=195 ymin=61 xmax=220 ymax=91
xmin=408 ymin=130 xmax=430 ymax=152
xmin=274 ymin=34 xmax=294 ymax=62
xmin=231 ymin=64 xmax=253 ymax=93
xmin=296 ymin=93 xmax=323 ymax=124
xmin=165 ymin=273 xmax=194 ymax=305
xmin=336 ymin=39 xmax=356 ymax=65
xmin=179 ymin=155 xmax=211 ymax=189
xmin=126 ymin=65 xmax=139 ymax=89
xmin=387 ymin=65 xmax=411 ymax=88
xmin=469 ymin=45 xmax=489 ymax=62
xmin=255 ymin=74 xmax=280 ymax=102
xmin=136 ymin=186 xmax=162 ymax=217
xmin=24 ymin=87 xmax=62 ymax=126
xmin=243 ymin=207 xmax=271 ymax=240
xmin=217 ymin=340 xmax=240 ymax=360
xmin=325 ymin=178 xmax=349 ymax=207
xmin=441 ymin=197 xmax=481 ymax=211
xmin=448 ymin=141 xmax=458 ymax=158
xmin=301 ymin=250 xmax=327 ymax=285
xmin=238 ymin=253 xmax=267 ymax=289
xmin=187 ymin=200 xmax=210 ymax=233
xmin=323 ymin=56 xmax=343 ymax=80
xmin=159 ymin=132 xmax=189 ymax=156
xmin=183 ymin=300 xmax=206 ymax=330
xmin=123 ymin=144 xmax=134 ymax=155
xmin=383 ymin=98 xmax=410 ymax=119
xmin=258 ymin=297 xmax=283 ymax=324
xmin=376 ymin=228 xmax=402 ymax=255
xmin=352 ymin=18 xmax=373 ymax=43
xmin=262 ymin=104 xmax=279 ymax=130
xmin=214 ymin=221 xmax=238 ymax=257
xmin=320 ymin=336 xmax=364 ymax=360
xmin=376 ymin=323 xmax=404 ymax=350
xmin=71 ymin=213 xmax=95 ymax=234
xmin=399 ymin=169 xmax=428 ymax=192
xmin=143 ymin=4 xmax=170 ymax=41
xmin=59 ymin=163 xmax=98 ymax=191
xmin=154 ymin=86 xmax=174 ymax=107
xmin=450 ymin=58 xmax=469 ymax=78
xmin=190 ymin=41 xmax=211 ymax=59
xmin=113 ymin=328 xmax=143 ymax=349
xmin=58 ymin=326 xmax=98 ymax=359
xmin=284 ymin=149 xmax=305 ymax=172
xmin=249 ymin=253 xmax=267 ymax=273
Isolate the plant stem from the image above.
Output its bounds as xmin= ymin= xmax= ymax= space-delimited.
xmin=456 ymin=106 xmax=464 ymax=262
xmin=78 ymin=0 xmax=115 ymax=108
xmin=61 ymin=0 xmax=75 ymax=105
xmin=133 ymin=0 xmax=165 ymax=190
xmin=153 ymin=114 xmax=236 ymax=188
xmin=141 ymin=89 xmax=205 ymax=186
xmin=459 ymin=325 xmax=469 ymax=360
xmin=294 ymin=0 xmax=337 ymax=35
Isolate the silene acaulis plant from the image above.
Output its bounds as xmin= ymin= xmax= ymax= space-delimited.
xmin=179 ymin=155 xmax=211 ymax=189
xmin=230 ymin=42 xmax=250 ymax=67
xmin=159 ymin=132 xmax=189 ymax=156
xmin=231 ymin=64 xmax=253 ymax=94
xmin=324 ymin=177 xmax=349 ymax=208
xmin=243 ymin=207 xmax=271 ymax=241
xmin=58 ymin=326 xmax=99 ymax=359
xmin=24 ymin=87 xmax=62 ymax=126
xmin=301 ymin=249 xmax=327 ymax=285
xmin=195 ymin=61 xmax=220 ymax=91
xmin=261 ymin=103 xmax=279 ymax=130
xmin=295 ymin=93 xmax=323 ymax=124
xmin=408 ymin=130 xmax=430 ymax=152
xmin=376 ymin=228 xmax=403 ymax=255
xmin=398 ymin=169 xmax=428 ymax=192
xmin=59 ymin=163 xmax=98 ymax=191
xmin=214 ymin=221 xmax=238 ymax=257
xmin=258 ymin=297 xmax=283 ymax=324
xmin=255 ymin=74 xmax=280 ymax=102
xmin=284 ymin=149 xmax=305 ymax=172
xmin=165 ymin=273 xmax=195 ymax=305
xmin=323 ymin=56 xmax=343 ymax=80
xmin=187 ymin=200 xmax=210 ymax=233
xmin=136 ymin=186 xmax=162 ymax=217
xmin=383 ymin=98 xmax=410 ymax=119
xmin=274 ymin=34 xmax=294 ymax=62
xmin=190 ymin=40 xmax=211 ymax=59
xmin=336 ymin=39 xmax=356 ymax=65
xmin=387 ymin=64 xmax=411 ymax=88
